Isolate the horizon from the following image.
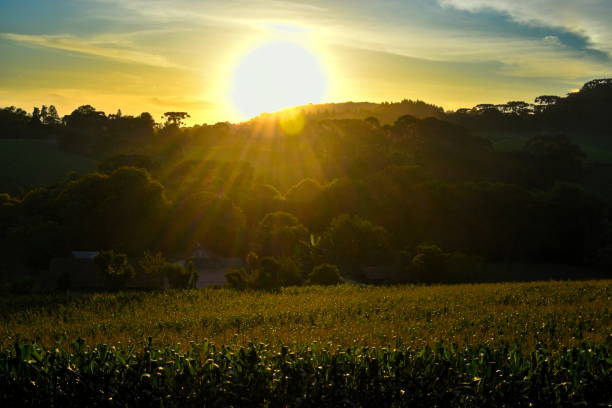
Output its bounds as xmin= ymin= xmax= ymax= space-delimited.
xmin=2 ymin=1 xmax=612 ymax=125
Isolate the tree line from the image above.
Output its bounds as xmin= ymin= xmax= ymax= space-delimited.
xmin=1 ymin=79 xmax=611 ymax=289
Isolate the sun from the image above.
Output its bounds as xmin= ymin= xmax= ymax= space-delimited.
xmin=231 ymin=40 xmax=328 ymax=119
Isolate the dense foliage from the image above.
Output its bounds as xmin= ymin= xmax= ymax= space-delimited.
xmin=1 ymin=79 xmax=612 ymax=287
xmin=1 ymin=340 xmax=609 ymax=407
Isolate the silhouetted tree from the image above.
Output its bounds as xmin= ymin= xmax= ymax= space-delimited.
xmin=163 ymin=112 xmax=190 ymax=127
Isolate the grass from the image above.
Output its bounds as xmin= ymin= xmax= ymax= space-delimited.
xmin=2 ymin=280 xmax=610 ymax=350
xmin=0 ymin=138 xmax=95 ymax=194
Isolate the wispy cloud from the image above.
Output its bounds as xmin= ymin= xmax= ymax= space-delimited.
xmin=439 ymin=0 xmax=612 ymax=55
xmin=0 ymin=32 xmax=182 ymax=68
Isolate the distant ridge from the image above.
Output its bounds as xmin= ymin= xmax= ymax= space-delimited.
xmin=249 ymin=99 xmax=445 ymax=124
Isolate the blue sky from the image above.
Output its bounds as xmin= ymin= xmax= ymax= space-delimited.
xmin=1 ymin=0 xmax=611 ymax=123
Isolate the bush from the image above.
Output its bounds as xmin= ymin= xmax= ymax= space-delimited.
xmin=407 ymin=243 xmax=483 ymax=284
xmin=94 ymin=250 xmax=135 ymax=291
xmin=8 ymin=276 xmax=34 ymax=295
xmin=225 ymin=256 xmax=303 ymax=290
xmin=225 ymin=268 xmax=250 ymax=290
xmin=446 ymin=252 xmax=484 ymax=282
xmin=164 ymin=262 xmax=197 ymax=289
xmin=409 ymin=244 xmax=448 ymax=283
xmin=309 ymin=264 xmax=341 ymax=285
xmin=274 ymin=257 xmax=303 ymax=287
xmin=138 ymin=251 xmax=166 ymax=289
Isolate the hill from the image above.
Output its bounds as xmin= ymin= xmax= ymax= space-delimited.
xmin=250 ymin=99 xmax=445 ymax=124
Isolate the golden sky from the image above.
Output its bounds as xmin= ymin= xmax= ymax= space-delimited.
xmin=1 ymin=0 xmax=611 ymax=124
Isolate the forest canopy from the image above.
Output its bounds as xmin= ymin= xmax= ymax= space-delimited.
xmin=1 ymin=78 xmax=611 ymax=287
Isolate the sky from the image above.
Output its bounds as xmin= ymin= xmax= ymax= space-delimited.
xmin=1 ymin=0 xmax=611 ymax=124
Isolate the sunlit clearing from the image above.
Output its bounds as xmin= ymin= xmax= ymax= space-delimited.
xmin=231 ymin=40 xmax=327 ymax=118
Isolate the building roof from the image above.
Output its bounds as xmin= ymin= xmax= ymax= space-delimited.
xmin=71 ymin=251 xmax=99 ymax=259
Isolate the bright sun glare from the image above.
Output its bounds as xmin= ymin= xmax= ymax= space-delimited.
xmin=231 ymin=40 xmax=327 ymax=119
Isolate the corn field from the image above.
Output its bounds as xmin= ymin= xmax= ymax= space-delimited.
xmin=0 ymin=280 xmax=610 ymax=406
xmin=1 ymin=339 xmax=610 ymax=407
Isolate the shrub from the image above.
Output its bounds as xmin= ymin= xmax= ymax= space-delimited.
xmin=309 ymin=264 xmax=341 ymax=285
xmin=138 ymin=251 xmax=166 ymax=289
xmin=407 ymin=243 xmax=484 ymax=284
xmin=225 ymin=268 xmax=250 ymax=290
xmin=225 ymin=256 xmax=303 ymax=290
xmin=164 ymin=261 xmax=198 ymax=289
xmin=275 ymin=257 xmax=303 ymax=287
xmin=409 ymin=244 xmax=448 ymax=283
xmin=8 ymin=276 xmax=34 ymax=295
xmin=446 ymin=252 xmax=484 ymax=282
xmin=94 ymin=250 xmax=135 ymax=291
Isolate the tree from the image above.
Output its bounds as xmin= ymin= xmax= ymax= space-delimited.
xmin=94 ymin=250 xmax=135 ymax=291
xmin=240 ymin=184 xmax=283 ymax=226
xmin=535 ymin=95 xmax=561 ymax=106
xmin=54 ymin=167 xmax=171 ymax=255
xmin=40 ymin=105 xmax=48 ymax=124
xmin=167 ymin=192 xmax=246 ymax=256
xmin=163 ymin=112 xmax=190 ymax=127
xmin=98 ymin=154 xmax=159 ymax=174
xmin=164 ymin=261 xmax=198 ymax=289
xmin=309 ymin=264 xmax=341 ymax=285
xmin=285 ymin=178 xmax=323 ymax=204
xmin=523 ymin=134 xmax=585 ymax=186
xmin=364 ymin=116 xmax=380 ymax=128
xmin=409 ymin=243 xmax=447 ymax=284
xmin=45 ymin=105 xmax=60 ymax=125
xmin=255 ymin=212 xmax=309 ymax=257
xmin=472 ymin=104 xmax=497 ymax=113
xmin=31 ymin=107 xmax=41 ymax=124
xmin=284 ymin=178 xmax=324 ymax=229
xmin=320 ymin=214 xmax=391 ymax=275
xmin=407 ymin=243 xmax=483 ymax=284
xmin=580 ymin=78 xmax=612 ymax=92
xmin=503 ymin=101 xmax=531 ymax=115
xmin=61 ymin=105 xmax=108 ymax=154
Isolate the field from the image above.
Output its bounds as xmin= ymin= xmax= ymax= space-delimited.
xmin=1 ymin=281 xmax=610 ymax=406
xmin=0 ymin=139 xmax=96 ymax=193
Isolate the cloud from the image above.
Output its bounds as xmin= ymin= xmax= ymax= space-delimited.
xmin=438 ymin=0 xmax=612 ymax=55
xmin=0 ymin=32 xmax=182 ymax=68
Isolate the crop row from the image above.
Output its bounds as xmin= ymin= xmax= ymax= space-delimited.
xmin=1 ymin=339 xmax=610 ymax=407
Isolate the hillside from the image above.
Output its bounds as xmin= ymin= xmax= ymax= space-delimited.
xmin=0 ymin=139 xmax=95 ymax=193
